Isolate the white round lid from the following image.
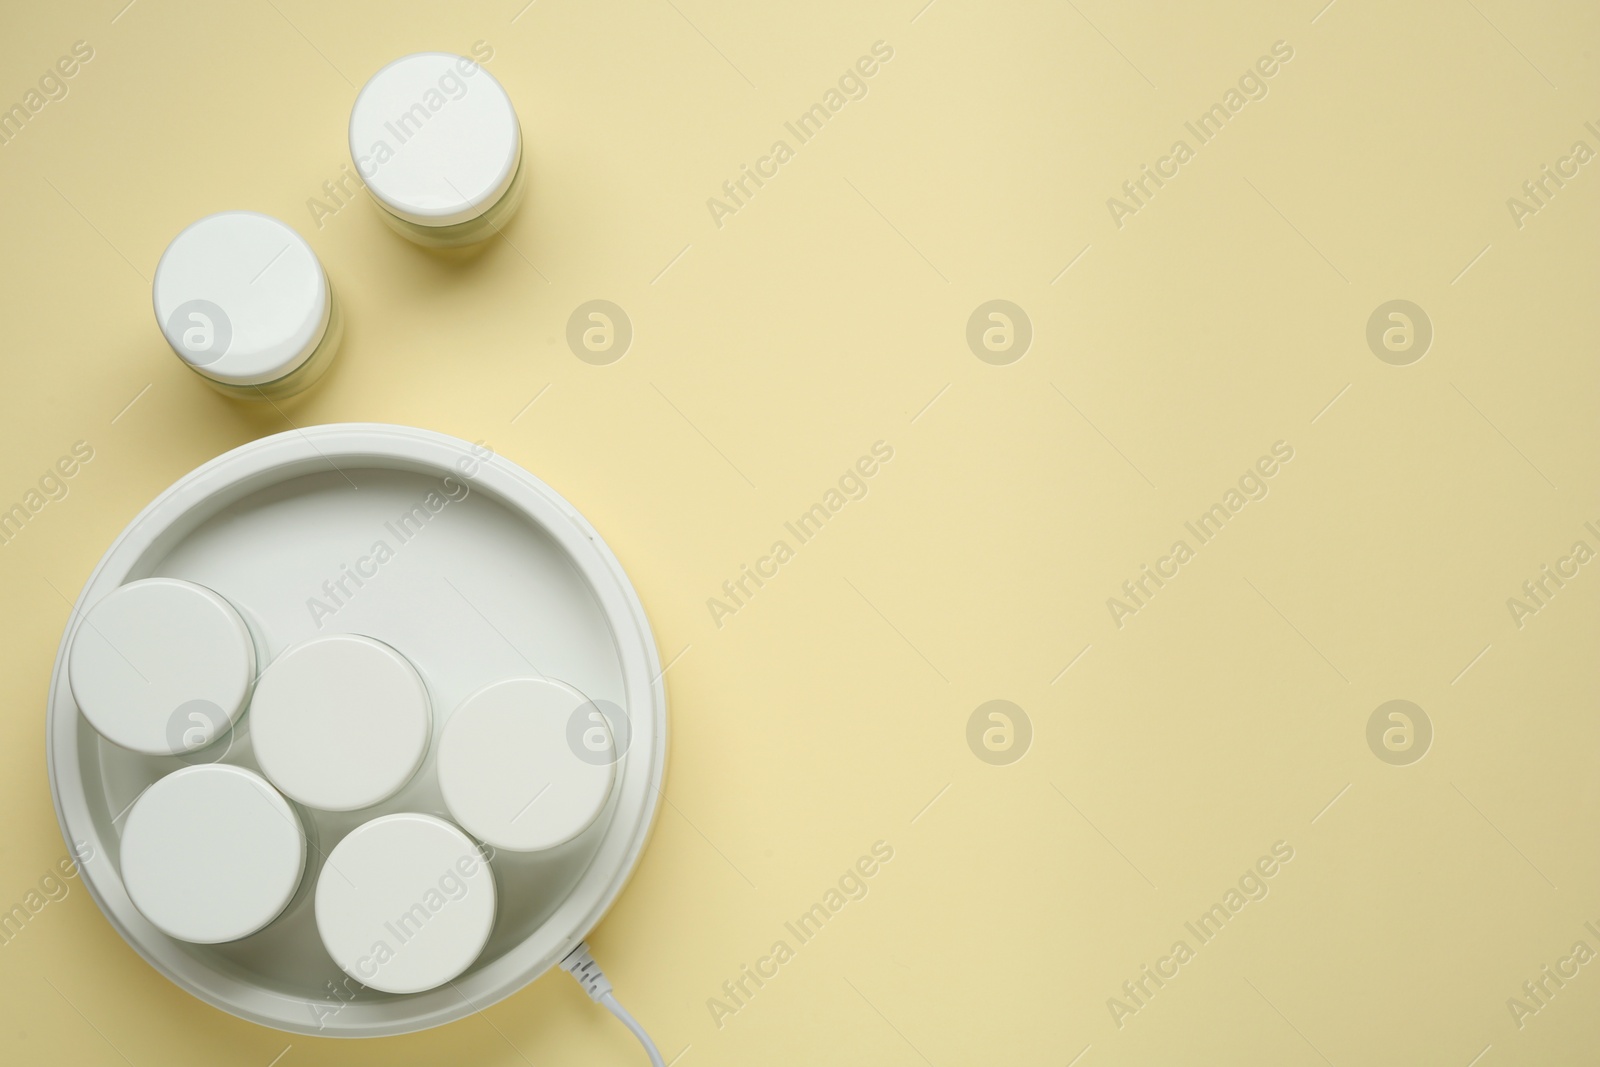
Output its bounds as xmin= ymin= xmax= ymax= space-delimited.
xmin=438 ymin=677 xmax=616 ymax=852
xmin=121 ymin=765 xmax=306 ymax=944
xmin=349 ymin=53 xmax=521 ymax=227
xmin=67 ymin=577 xmax=255 ymax=756
xmin=315 ymin=813 xmax=496 ymax=994
xmin=250 ymin=634 xmax=431 ymax=812
xmin=152 ymin=211 xmax=330 ymax=386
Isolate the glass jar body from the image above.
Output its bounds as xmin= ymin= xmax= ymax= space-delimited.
xmin=374 ymin=150 xmax=527 ymax=250
xmin=194 ymin=284 xmax=343 ymax=401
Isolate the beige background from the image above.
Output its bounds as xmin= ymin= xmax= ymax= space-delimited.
xmin=2 ymin=0 xmax=1598 ymax=1063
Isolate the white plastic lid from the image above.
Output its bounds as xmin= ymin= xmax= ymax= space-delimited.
xmin=349 ymin=53 xmax=521 ymax=227
xmin=438 ymin=677 xmax=616 ymax=852
xmin=152 ymin=211 xmax=330 ymax=386
xmin=250 ymin=634 xmax=431 ymax=812
xmin=68 ymin=577 xmax=255 ymax=756
xmin=315 ymin=813 xmax=496 ymax=994
xmin=121 ymin=765 xmax=306 ymax=944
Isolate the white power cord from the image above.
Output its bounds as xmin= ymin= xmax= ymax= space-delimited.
xmin=560 ymin=942 xmax=666 ymax=1067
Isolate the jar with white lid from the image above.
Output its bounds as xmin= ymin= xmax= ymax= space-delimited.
xmin=437 ymin=677 xmax=616 ymax=853
xmin=249 ymin=633 xmax=432 ymax=812
xmin=315 ymin=812 xmax=496 ymax=994
xmin=153 ymin=211 xmax=341 ymax=399
xmin=67 ymin=576 xmax=256 ymax=757
xmin=349 ymin=52 xmax=525 ymax=248
xmin=120 ymin=764 xmax=308 ymax=944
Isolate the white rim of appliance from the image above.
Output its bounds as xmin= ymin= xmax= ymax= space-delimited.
xmin=45 ymin=423 xmax=667 ymax=1037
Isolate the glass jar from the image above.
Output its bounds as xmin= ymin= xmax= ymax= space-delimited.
xmin=349 ymin=52 xmax=525 ymax=249
xmin=67 ymin=576 xmax=256 ymax=756
xmin=315 ymin=813 xmax=497 ymax=994
xmin=120 ymin=765 xmax=308 ymax=943
xmin=249 ymin=633 xmax=432 ymax=813
xmin=152 ymin=211 xmax=339 ymax=400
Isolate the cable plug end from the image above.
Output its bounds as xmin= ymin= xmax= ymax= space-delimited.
xmin=560 ymin=941 xmax=613 ymax=1002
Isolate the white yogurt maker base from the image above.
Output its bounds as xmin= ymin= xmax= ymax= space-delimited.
xmin=45 ymin=424 xmax=666 ymax=1037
